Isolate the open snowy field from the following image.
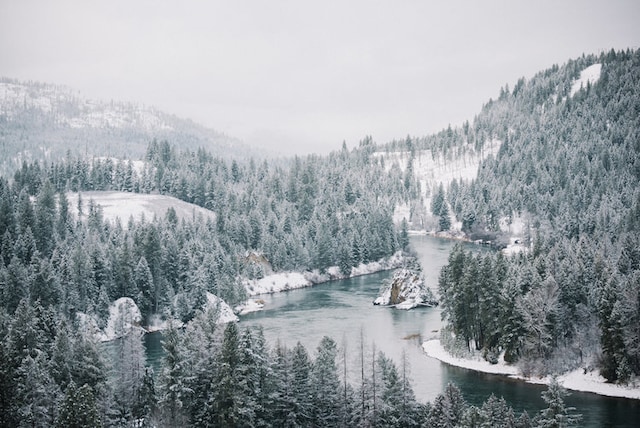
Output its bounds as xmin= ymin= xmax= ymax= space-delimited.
xmin=67 ymin=191 xmax=215 ymax=225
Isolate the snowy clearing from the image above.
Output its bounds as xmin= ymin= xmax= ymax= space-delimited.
xmin=67 ymin=191 xmax=215 ymax=226
xmin=422 ymin=339 xmax=640 ymax=400
xmin=570 ymin=63 xmax=602 ymax=97
xmin=381 ymin=140 xmax=502 ymax=231
xmin=422 ymin=339 xmax=519 ymax=376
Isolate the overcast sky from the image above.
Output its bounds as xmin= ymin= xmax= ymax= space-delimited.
xmin=1 ymin=1 xmax=639 ymax=155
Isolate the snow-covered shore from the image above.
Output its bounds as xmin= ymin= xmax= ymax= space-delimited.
xmin=422 ymin=339 xmax=640 ymax=400
xmin=84 ymin=293 xmax=238 ymax=342
xmin=242 ymin=251 xmax=407 ymax=297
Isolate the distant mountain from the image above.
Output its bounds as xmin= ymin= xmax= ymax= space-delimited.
xmin=0 ymin=77 xmax=257 ymax=174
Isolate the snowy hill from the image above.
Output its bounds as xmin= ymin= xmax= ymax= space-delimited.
xmin=0 ymin=77 xmax=256 ymax=174
xmin=570 ymin=63 xmax=602 ymax=97
xmin=67 ymin=191 xmax=216 ymax=225
xmin=377 ymin=139 xmax=501 ymax=231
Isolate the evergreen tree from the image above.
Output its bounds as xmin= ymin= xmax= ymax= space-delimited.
xmin=534 ymin=379 xmax=580 ymax=427
xmin=55 ymin=381 xmax=102 ymax=428
xmin=311 ymin=336 xmax=341 ymax=427
xmin=427 ymin=383 xmax=467 ymax=428
xmin=134 ymin=256 xmax=155 ymax=325
xmin=157 ymin=321 xmax=191 ymax=427
xmin=16 ymin=350 xmax=61 ymax=427
xmin=35 ymin=180 xmax=56 ymax=256
xmin=213 ymin=321 xmax=245 ymax=426
xmin=112 ymin=328 xmax=148 ymax=424
xmin=290 ymin=341 xmax=314 ymax=426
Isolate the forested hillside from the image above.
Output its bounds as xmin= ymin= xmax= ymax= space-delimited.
xmin=437 ymin=49 xmax=640 ymax=383
xmin=0 ymin=78 xmax=251 ymax=175
xmin=0 ymin=49 xmax=637 ymax=426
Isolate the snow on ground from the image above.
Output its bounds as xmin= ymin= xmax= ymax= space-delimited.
xmin=206 ymin=292 xmax=239 ymax=323
xmin=242 ymin=252 xmax=407 ymax=299
xmin=502 ymin=242 xmax=528 ymax=256
xmin=499 ymin=215 xmax=529 ymax=255
xmin=570 ymin=63 xmax=602 ymax=97
xmin=146 ymin=314 xmax=178 ymax=333
xmin=377 ymin=139 xmax=501 ymax=190
xmin=243 ymin=272 xmax=311 ymax=296
xmin=102 ymin=297 xmax=143 ymax=341
xmin=422 ymin=339 xmax=519 ymax=376
xmin=422 ymin=339 xmax=640 ymax=399
xmin=80 ymin=293 xmax=237 ymax=342
xmin=393 ymin=203 xmax=412 ymax=224
xmin=234 ymin=299 xmax=266 ymax=315
xmin=378 ymin=140 xmax=502 ymax=231
xmin=0 ymin=80 xmax=174 ymax=131
xmin=67 ymin=191 xmax=215 ymax=226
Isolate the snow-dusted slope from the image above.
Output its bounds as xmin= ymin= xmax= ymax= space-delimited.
xmin=0 ymin=79 xmax=174 ymax=131
xmin=379 ymin=140 xmax=501 ymax=189
xmin=67 ymin=191 xmax=215 ymax=225
xmin=0 ymin=77 xmax=253 ymax=174
xmin=378 ymin=139 xmax=502 ymax=229
xmin=570 ymin=63 xmax=602 ymax=97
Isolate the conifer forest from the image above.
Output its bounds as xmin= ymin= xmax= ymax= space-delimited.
xmin=1 ymin=47 xmax=639 ymax=427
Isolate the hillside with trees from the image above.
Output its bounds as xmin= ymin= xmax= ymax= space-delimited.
xmin=1 ymin=48 xmax=637 ymax=425
xmin=436 ymin=49 xmax=640 ymax=383
xmin=0 ymin=78 xmax=254 ymax=175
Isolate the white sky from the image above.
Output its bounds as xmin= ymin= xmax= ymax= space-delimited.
xmin=1 ymin=1 xmax=639 ymax=155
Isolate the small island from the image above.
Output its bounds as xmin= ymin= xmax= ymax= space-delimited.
xmin=373 ymin=259 xmax=438 ymax=309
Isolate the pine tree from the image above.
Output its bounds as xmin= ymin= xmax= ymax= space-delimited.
xmin=134 ymin=256 xmax=155 ymax=325
xmin=35 ymin=180 xmax=56 ymax=256
xmin=56 ymin=381 xmax=102 ymax=428
xmin=290 ymin=342 xmax=313 ymax=426
xmin=16 ymin=349 xmax=61 ymax=427
xmin=70 ymin=331 xmax=107 ymax=393
xmin=311 ymin=336 xmax=341 ymax=427
xmin=50 ymin=320 xmax=73 ymax=390
xmin=157 ymin=321 xmax=191 ymax=427
xmin=480 ymin=394 xmax=517 ymax=428
xmin=112 ymin=328 xmax=148 ymax=424
xmin=427 ymin=383 xmax=467 ymax=428
xmin=534 ymin=378 xmax=580 ymax=427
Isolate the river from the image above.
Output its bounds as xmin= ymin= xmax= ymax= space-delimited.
xmin=145 ymin=235 xmax=640 ymax=427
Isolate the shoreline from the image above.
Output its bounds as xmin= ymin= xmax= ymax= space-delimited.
xmin=241 ymin=251 xmax=408 ymax=299
xmin=422 ymin=339 xmax=640 ymax=401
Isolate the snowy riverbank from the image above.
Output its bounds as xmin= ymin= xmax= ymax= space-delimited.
xmin=422 ymin=339 xmax=640 ymax=400
xmin=242 ymin=251 xmax=408 ymax=297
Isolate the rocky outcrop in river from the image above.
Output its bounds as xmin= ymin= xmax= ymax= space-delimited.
xmin=373 ymin=261 xmax=438 ymax=310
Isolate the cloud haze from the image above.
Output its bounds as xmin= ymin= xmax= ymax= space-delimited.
xmin=1 ymin=0 xmax=639 ymax=154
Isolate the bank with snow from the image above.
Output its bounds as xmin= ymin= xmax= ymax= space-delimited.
xmin=422 ymin=339 xmax=640 ymax=400
xmin=242 ymin=251 xmax=408 ymax=298
xmin=373 ymin=265 xmax=437 ymax=310
xmin=80 ymin=293 xmax=237 ymax=342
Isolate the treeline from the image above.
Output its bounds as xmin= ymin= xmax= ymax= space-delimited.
xmin=437 ymin=49 xmax=640 ymax=382
xmin=0 ymin=176 xmax=249 ymax=325
xmin=11 ymin=138 xmax=406 ymax=276
xmin=1 ymin=135 xmax=414 ymax=323
xmin=0 ymin=299 xmax=579 ymax=427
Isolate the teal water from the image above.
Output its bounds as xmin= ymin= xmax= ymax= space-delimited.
xmin=145 ymin=235 xmax=640 ymax=427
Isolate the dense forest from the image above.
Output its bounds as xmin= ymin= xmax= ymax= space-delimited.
xmin=437 ymin=49 xmax=640 ymax=383
xmin=1 ymin=48 xmax=638 ymax=426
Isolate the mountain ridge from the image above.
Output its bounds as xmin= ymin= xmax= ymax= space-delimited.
xmin=0 ymin=76 xmax=259 ymax=174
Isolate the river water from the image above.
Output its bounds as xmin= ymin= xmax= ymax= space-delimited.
xmin=145 ymin=235 xmax=640 ymax=427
